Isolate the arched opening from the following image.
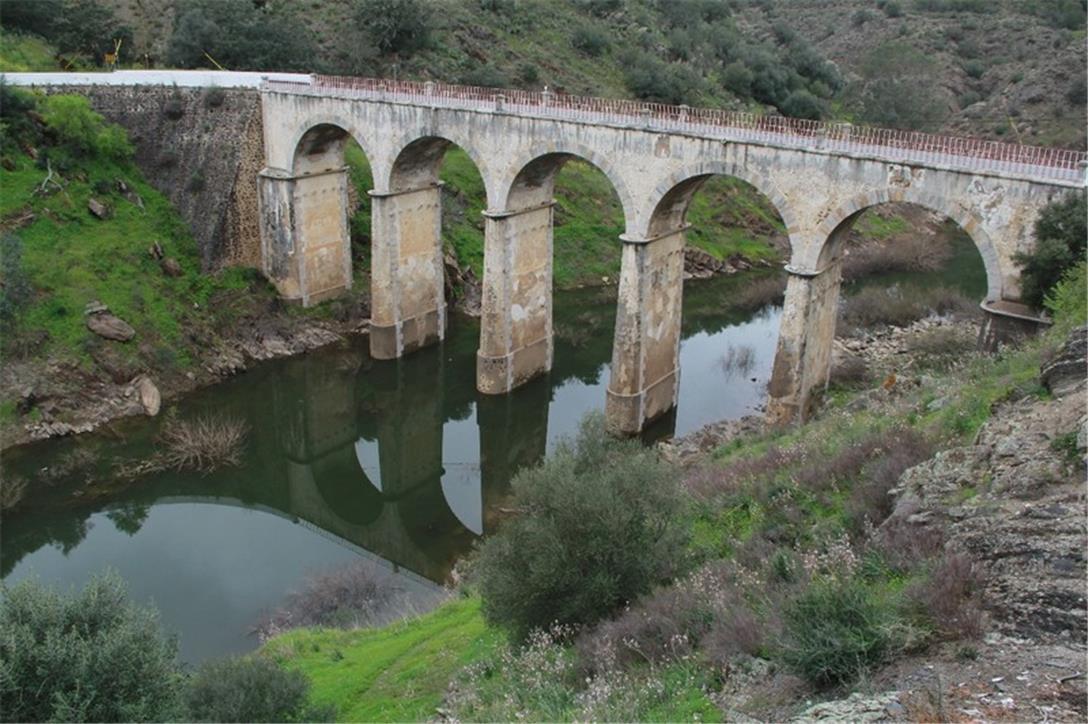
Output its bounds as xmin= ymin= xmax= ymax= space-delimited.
xmin=821 ymin=201 xmax=989 ymax=380
xmin=478 ymin=151 xmax=629 ymax=417
xmin=645 ymin=174 xmax=791 ymax=433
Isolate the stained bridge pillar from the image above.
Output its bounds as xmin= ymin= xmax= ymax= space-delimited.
xmin=477 ymin=202 xmax=555 ymax=394
xmin=765 ymin=260 xmax=844 ymax=427
xmin=257 ymin=167 xmax=352 ymax=307
xmin=369 ymin=184 xmax=447 ymax=360
xmin=605 ymin=227 xmax=687 ymax=435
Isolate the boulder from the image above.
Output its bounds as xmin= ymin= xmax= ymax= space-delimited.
xmin=87 ymin=198 xmax=111 ymax=219
xmin=89 ymin=344 xmax=140 ymax=384
xmin=86 ymin=312 xmax=135 ymax=342
xmin=137 ymin=376 xmax=161 ymax=417
xmin=161 ymin=258 xmax=183 ymax=277
xmin=1040 ymin=326 xmax=1086 ymax=398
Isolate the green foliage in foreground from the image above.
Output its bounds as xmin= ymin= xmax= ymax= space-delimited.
xmin=475 ymin=413 xmax=691 ymax=640
xmin=263 ymin=597 xmax=502 ymax=723
xmin=1045 ymin=261 xmax=1088 ymax=334
xmin=0 ymin=572 xmax=181 ymax=723
xmin=185 ymin=656 xmax=333 ymax=723
xmin=1015 ymin=192 xmax=1087 ymax=310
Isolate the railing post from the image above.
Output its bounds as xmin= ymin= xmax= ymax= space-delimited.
xmin=541 ymin=88 xmax=552 ymax=108
xmin=424 ymin=81 xmax=434 ymax=95
xmin=494 ymin=93 xmax=505 ymax=112
xmin=639 ymin=108 xmax=651 ymax=128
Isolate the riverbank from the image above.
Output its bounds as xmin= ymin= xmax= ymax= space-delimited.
xmin=259 ymin=308 xmax=1086 ymax=722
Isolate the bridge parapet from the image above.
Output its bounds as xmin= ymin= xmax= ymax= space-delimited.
xmin=265 ymin=74 xmax=1087 ymax=185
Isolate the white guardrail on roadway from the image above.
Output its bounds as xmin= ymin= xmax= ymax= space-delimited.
xmin=1 ymin=69 xmax=313 ymax=88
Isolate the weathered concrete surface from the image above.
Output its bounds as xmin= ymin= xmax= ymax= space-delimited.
xmin=606 ymin=230 xmax=687 ymax=434
xmin=477 ymin=203 xmax=554 ymax=394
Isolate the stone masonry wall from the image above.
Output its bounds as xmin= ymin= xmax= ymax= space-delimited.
xmin=51 ymin=85 xmax=264 ymax=271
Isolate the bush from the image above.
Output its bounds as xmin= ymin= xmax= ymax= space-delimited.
xmin=168 ymin=0 xmax=318 ymax=71
xmin=41 ymin=94 xmax=132 ymax=161
xmin=962 ymin=59 xmax=986 ymax=79
xmin=474 ymin=413 xmax=692 ymax=639
xmin=781 ymin=88 xmax=823 ymax=120
xmin=847 ymin=43 xmax=949 ymax=130
xmin=1044 ymin=261 xmax=1088 ymax=330
xmin=355 ymin=0 xmax=430 ymax=55
xmin=621 ymin=49 xmax=704 ymax=105
xmin=184 ymin=655 xmax=333 ymax=722
xmin=204 ymin=87 xmax=226 ymax=108
xmin=459 ymin=64 xmax=509 ymax=88
xmin=907 ymin=552 xmax=984 ymax=640
xmin=0 ymin=572 xmax=181 ymax=722
xmin=572 ymin=25 xmax=609 ymax=57
xmin=0 ymin=233 xmax=33 ymax=330
xmin=159 ymin=413 xmax=248 ymax=473
xmin=779 ymin=578 xmax=895 ymax=687
xmin=1015 ymin=193 xmax=1087 ymax=310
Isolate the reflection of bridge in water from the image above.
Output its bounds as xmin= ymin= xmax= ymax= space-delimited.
xmin=265 ymin=341 xmax=551 ymax=584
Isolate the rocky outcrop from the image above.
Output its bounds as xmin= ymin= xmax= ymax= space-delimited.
xmin=1041 ymin=326 xmax=1087 ymax=398
xmin=85 ymin=310 xmax=136 ymax=342
xmin=683 ymin=247 xmax=754 ymax=280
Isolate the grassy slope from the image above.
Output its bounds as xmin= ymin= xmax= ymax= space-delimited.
xmin=0 ymin=30 xmax=56 ymax=71
xmin=262 ymin=597 xmax=502 ymax=723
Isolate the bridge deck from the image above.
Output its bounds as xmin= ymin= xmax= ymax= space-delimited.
xmin=269 ymin=74 xmax=1086 ymax=185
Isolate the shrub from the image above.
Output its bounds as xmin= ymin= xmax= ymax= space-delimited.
xmin=0 ymin=572 xmax=181 ymax=722
xmin=187 ymin=170 xmax=206 ymax=192
xmin=158 ymin=413 xmax=248 ymax=473
xmin=781 ymin=89 xmax=823 ymax=120
xmin=572 ymin=25 xmax=609 ymax=56
xmin=1066 ymin=72 xmax=1087 ymax=107
xmin=907 ymin=552 xmax=984 ymax=640
xmin=41 ymin=94 xmax=132 ymax=161
xmin=474 ymin=412 xmax=692 ymax=639
xmin=203 ymin=87 xmax=226 ymax=108
xmin=621 ymin=49 xmax=703 ymax=105
xmin=851 ymin=8 xmax=875 ymax=25
xmin=184 ymin=655 xmax=333 ymax=722
xmin=253 ymin=561 xmax=433 ymax=640
xmin=846 ymin=43 xmax=949 ymax=130
xmin=459 ymin=64 xmax=509 ymax=88
xmin=721 ymin=61 xmax=754 ymax=97
xmin=1014 ymin=193 xmax=1087 ymax=310
xmin=839 ymin=285 xmax=977 ymax=332
xmin=779 ymin=578 xmax=895 ymax=687
xmin=355 ymin=0 xmax=430 ymax=55
xmin=963 ymin=59 xmax=985 ymax=79
xmin=1044 ymin=261 xmax=1088 ymax=330
xmin=168 ymin=0 xmax=318 ymax=72
xmin=0 ymin=233 xmax=33 ymax=330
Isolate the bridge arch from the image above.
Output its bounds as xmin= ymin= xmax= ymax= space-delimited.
xmin=387 ymin=133 xmax=495 ymax=204
xmin=501 ymin=144 xmax=635 ymax=230
xmin=814 ymin=188 xmax=1003 ymax=301
xmin=287 ymin=117 xmax=378 ymax=177
xmin=644 ymin=163 xmax=800 ymax=246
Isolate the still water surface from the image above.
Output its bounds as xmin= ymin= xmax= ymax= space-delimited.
xmin=2 ymin=246 xmax=985 ymax=662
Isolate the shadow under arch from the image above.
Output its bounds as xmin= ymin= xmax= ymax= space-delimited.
xmin=290 ymin=120 xmax=376 ymax=177
xmin=814 ymin=189 xmax=1003 ymax=301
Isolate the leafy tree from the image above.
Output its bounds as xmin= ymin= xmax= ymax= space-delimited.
xmin=621 ymin=49 xmax=704 ymax=105
xmin=0 ymin=0 xmax=63 ymax=36
xmin=1015 ymin=193 xmax=1088 ymax=309
xmin=847 ymin=42 xmax=949 ymax=130
xmin=0 ymin=572 xmax=182 ymax=722
xmin=782 ymin=89 xmax=823 ymax=120
xmin=167 ymin=0 xmax=317 ymax=72
xmin=474 ymin=413 xmax=692 ymax=640
xmin=354 ymin=0 xmax=430 ymax=56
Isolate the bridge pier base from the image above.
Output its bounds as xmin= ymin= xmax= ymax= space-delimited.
xmin=477 ymin=203 xmax=555 ymax=394
xmin=369 ymin=185 xmax=447 ymax=360
xmin=766 ymin=261 xmax=843 ymax=427
xmin=605 ymin=229 xmax=686 ymax=435
xmin=257 ymin=167 xmax=352 ymax=307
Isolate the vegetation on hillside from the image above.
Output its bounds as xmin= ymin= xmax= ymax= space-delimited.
xmin=1013 ymin=192 xmax=1087 ymax=310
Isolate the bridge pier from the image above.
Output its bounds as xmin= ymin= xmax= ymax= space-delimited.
xmin=369 ymin=184 xmax=447 ymax=360
xmin=765 ymin=260 xmax=843 ymax=427
xmin=257 ymin=167 xmax=352 ymax=306
xmin=605 ymin=228 xmax=686 ymax=435
xmin=477 ymin=202 xmax=555 ymax=394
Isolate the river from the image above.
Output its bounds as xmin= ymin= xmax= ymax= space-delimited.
xmin=1 ymin=236 xmax=986 ymax=663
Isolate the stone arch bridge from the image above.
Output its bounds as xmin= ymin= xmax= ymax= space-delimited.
xmin=6 ymin=71 xmax=1084 ymax=433
xmin=261 ymin=75 xmax=1083 ymax=432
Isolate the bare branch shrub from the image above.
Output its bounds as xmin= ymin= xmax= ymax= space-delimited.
xmin=842 ymin=235 xmax=951 ymax=281
xmin=718 ymin=344 xmax=756 ymax=379
xmin=907 ymin=551 xmax=985 ymax=640
xmin=732 ymin=275 xmax=786 ymax=311
xmin=840 ymin=285 xmax=979 ymax=334
xmin=158 ymin=414 xmax=249 ymax=474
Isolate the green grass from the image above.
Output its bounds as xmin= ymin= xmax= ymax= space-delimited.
xmin=0 ymin=30 xmax=57 ymax=71
xmin=262 ymin=597 xmax=502 ymax=723
xmin=4 ymin=153 xmax=252 ymax=367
